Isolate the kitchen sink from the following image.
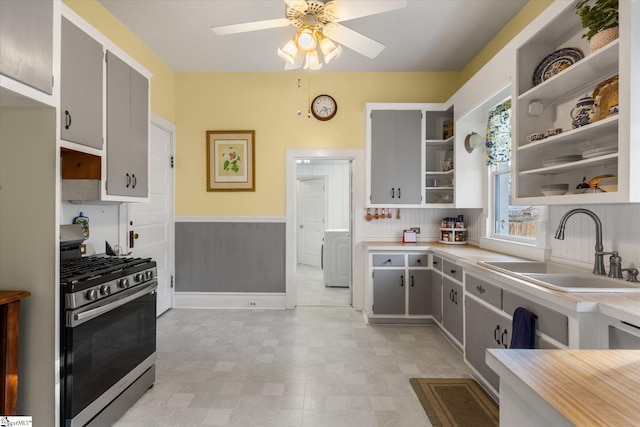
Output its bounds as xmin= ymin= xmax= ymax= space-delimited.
xmin=478 ymin=261 xmax=640 ymax=293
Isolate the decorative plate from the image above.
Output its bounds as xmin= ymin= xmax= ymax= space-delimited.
xmin=532 ymin=47 xmax=585 ymax=86
xmin=592 ymin=75 xmax=618 ymax=121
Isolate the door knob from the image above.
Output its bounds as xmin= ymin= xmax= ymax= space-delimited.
xmin=129 ymin=230 xmax=139 ymax=248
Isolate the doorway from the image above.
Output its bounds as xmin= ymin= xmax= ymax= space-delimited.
xmin=286 ymin=149 xmax=365 ymax=310
xmin=296 ymin=161 xmax=350 ymax=307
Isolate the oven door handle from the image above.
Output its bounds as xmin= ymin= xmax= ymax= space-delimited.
xmin=69 ymin=280 xmax=158 ymax=327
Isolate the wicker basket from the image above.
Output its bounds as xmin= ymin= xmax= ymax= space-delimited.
xmin=589 ymin=27 xmax=619 ymax=52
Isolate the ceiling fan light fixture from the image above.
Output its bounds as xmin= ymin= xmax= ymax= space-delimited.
xmin=277 ymin=39 xmax=298 ymax=64
xmin=319 ymin=36 xmax=342 ymax=63
xmin=304 ymin=51 xmax=322 ymax=70
xmin=295 ymin=27 xmax=317 ymax=53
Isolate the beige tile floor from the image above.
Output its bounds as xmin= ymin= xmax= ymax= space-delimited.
xmin=114 ymin=307 xmax=472 ymax=426
xmin=296 ymin=264 xmax=351 ymax=307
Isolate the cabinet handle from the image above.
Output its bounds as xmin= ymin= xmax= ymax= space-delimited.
xmin=433 ymin=261 xmax=438 ymax=266
xmin=391 ymin=188 xmax=395 ymax=198
xmin=449 ymin=289 xmax=454 ymax=302
xmin=132 ymin=174 xmax=137 ymax=188
xmin=64 ymin=110 xmax=72 ymax=129
xmin=398 ymin=188 xmax=401 ymax=199
xmin=450 ymin=269 xmax=456 ymax=276
xmin=410 ymin=275 xmax=414 ymax=287
xmin=400 ymin=275 xmax=404 ymax=287
xmin=126 ymin=173 xmax=131 ymax=188
xmin=476 ymin=285 xmax=485 ymax=294
xmin=494 ymin=325 xmax=501 ymax=345
xmin=385 ymin=259 xmax=392 ymax=264
xmin=501 ymin=329 xmax=508 ymax=348
xmin=453 ymin=291 xmax=458 ymax=305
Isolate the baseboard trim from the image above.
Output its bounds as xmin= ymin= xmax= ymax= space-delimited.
xmin=174 ymin=292 xmax=286 ymax=309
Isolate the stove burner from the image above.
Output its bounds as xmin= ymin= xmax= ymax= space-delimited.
xmin=61 ymin=256 xmax=153 ymax=284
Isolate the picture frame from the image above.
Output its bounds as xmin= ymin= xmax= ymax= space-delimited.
xmin=206 ymin=130 xmax=255 ymax=192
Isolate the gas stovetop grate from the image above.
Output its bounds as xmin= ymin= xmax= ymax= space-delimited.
xmin=61 ymin=256 xmax=152 ymax=283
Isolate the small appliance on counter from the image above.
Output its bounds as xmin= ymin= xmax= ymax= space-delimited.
xmin=403 ymin=229 xmax=417 ymax=243
xmin=440 ymin=215 xmax=467 ymax=245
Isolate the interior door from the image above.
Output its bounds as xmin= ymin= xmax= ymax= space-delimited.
xmin=297 ymin=177 xmax=326 ymax=267
xmin=127 ymin=123 xmax=174 ymax=315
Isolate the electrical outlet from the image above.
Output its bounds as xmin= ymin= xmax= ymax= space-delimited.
xmin=248 ymin=301 xmax=257 ymax=307
xmin=410 ymin=227 xmax=421 ymax=234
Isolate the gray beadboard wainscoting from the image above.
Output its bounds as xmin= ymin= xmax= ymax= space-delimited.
xmin=175 ymin=219 xmax=285 ymax=294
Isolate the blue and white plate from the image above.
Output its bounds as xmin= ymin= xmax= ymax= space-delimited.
xmin=532 ymin=47 xmax=584 ymax=86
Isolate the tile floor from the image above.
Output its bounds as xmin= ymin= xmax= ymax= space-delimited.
xmin=296 ymin=264 xmax=351 ymax=307
xmin=114 ymin=307 xmax=472 ymax=426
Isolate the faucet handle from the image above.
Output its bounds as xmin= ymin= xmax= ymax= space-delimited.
xmin=622 ymin=267 xmax=639 ymax=283
xmin=608 ymin=252 xmax=623 ymax=279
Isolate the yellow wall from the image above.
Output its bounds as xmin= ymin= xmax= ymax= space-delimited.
xmin=63 ymin=0 xmax=176 ymax=123
xmin=175 ymin=72 xmax=458 ymax=216
xmin=459 ymin=0 xmax=554 ymax=85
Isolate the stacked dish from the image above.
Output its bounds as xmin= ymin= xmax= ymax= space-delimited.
xmin=598 ymin=176 xmax=618 ymax=192
xmin=542 ymin=155 xmax=582 ymax=167
xmin=582 ymin=145 xmax=617 ymax=159
xmin=541 ymin=183 xmax=569 ymax=196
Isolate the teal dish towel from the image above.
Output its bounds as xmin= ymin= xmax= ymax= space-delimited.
xmin=510 ymin=307 xmax=537 ymax=349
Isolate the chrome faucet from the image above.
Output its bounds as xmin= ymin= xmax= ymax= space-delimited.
xmin=554 ymin=208 xmax=608 ymax=275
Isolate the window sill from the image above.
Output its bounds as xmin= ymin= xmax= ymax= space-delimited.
xmin=479 ymin=236 xmax=549 ymax=261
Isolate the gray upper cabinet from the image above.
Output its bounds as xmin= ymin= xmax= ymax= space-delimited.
xmin=61 ymin=17 xmax=103 ymax=149
xmin=0 ymin=0 xmax=53 ymax=94
xmin=106 ymin=51 xmax=149 ymax=197
xmin=370 ymin=110 xmax=422 ymax=204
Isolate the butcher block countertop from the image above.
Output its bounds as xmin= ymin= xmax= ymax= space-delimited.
xmin=487 ymin=349 xmax=640 ymax=426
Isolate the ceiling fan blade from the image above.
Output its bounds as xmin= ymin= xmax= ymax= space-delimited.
xmin=323 ymin=0 xmax=407 ymax=22
xmin=211 ymin=18 xmax=291 ymax=36
xmin=284 ymin=0 xmax=308 ymax=13
xmin=322 ymin=22 xmax=385 ymax=59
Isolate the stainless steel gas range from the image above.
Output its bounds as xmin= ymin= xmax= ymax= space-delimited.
xmin=60 ymin=225 xmax=157 ymax=427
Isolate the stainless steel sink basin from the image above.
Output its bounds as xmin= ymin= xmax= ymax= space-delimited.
xmin=478 ymin=261 xmax=640 ymax=293
xmin=520 ymin=273 xmax=640 ymax=292
xmin=478 ymin=261 xmax=585 ymax=275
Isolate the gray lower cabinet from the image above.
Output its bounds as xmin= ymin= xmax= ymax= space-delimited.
xmin=465 ymin=297 xmax=511 ymax=390
xmin=442 ymin=276 xmax=463 ymax=343
xmin=106 ymin=51 xmax=149 ymax=197
xmin=0 ymin=0 xmax=53 ymax=94
xmin=408 ymin=269 xmax=430 ymax=315
xmin=430 ymin=270 xmax=442 ymax=322
xmin=609 ymin=324 xmax=640 ymax=349
xmin=372 ymin=269 xmax=405 ymax=315
xmin=61 ymin=17 xmax=103 ymax=149
xmin=370 ymin=110 xmax=422 ymax=204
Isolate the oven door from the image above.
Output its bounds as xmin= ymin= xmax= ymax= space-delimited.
xmin=61 ymin=280 xmax=157 ymax=426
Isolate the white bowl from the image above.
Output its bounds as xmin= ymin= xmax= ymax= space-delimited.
xmin=541 ymin=189 xmax=568 ymax=196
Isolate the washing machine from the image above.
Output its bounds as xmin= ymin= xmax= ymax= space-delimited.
xmin=322 ymin=229 xmax=351 ymax=288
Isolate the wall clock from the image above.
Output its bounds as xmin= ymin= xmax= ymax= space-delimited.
xmin=311 ymin=94 xmax=337 ymax=121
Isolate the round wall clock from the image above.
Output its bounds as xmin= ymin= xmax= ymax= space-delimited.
xmin=311 ymin=94 xmax=337 ymax=121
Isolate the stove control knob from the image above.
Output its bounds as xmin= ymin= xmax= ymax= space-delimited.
xmin=100 ymin=285 xmax=112 ymax=296
xmin=135 ymin=273 xmax=144 ymax=282
xmin=145 ymin=271 xmax=153 ymax=280
xmin=86 ymin=289 xmax=98 ymax=301
xmin=118 ymin=278 xmax=130 ymax=289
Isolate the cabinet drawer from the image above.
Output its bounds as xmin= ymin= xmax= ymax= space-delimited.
xmin=432 ymin=255 xmax=443 ymax=271
xmin=503 ymin=290 xmax=568 ymax=345
xmin=408 ymin=254 xmax=428 ymax=267
xmin=465 ymin=275 xmax=502 ymax=309
xmin=609 ymin=325 xmax=640 ymax=349
xmin=537 ymin=335 xmax=562 ymax=349
xmin=442 ymin=259 xmax=462 ymax=282
xmin=372 ymin=254 xmax=405 ymax=267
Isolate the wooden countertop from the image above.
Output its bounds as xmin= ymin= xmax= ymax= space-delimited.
xmin=487 ymin=349 xmax=640 ymax=426
xmin=0 ymin=290 xmax=31 ymax=306
xmin=363 ymin=241 xmax=640 ymax=324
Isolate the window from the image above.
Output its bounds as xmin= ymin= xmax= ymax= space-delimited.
xmin=486 ymin=99 xmax=538 ymax=241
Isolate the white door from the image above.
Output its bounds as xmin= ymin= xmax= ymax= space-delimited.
xmin=297 ymin=177 xmax=326 ymax=267
xmin=128 ymin=122 xmax=174 ymax=316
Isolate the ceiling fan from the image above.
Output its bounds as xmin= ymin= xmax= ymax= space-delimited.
xmin=211 ymin=0 xmax=407 ymax=70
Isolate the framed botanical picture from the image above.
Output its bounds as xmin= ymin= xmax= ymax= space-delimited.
xmin=206 ymin=130 xmax=255 ymax=191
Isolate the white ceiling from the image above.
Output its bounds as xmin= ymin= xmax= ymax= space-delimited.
xmin=98 ymin=0 xmax=529 ymax=73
